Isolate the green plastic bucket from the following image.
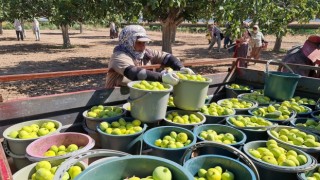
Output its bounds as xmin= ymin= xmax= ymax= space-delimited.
xmin=184 ymin=155 xmax=257 ymax=180
xmin=143 ymin=126 xmax=196 ymax=163
xmin=82 ymin=106 xmax=126 ymax=131
xmin=225 ymin=115 xmax=276 ymax=142
xmin=13 ymin=159 xmax=87 ymax=180
xmin=163 ymin=110 xmax=206 ymax=130
xmin=127 ymin=81 xmax=173 ymax=122
xmin=72 ymin=155 xmax=193 ymax=180
xmin=193 ymin=124 xmax=247 ymax=158
xmin=297 ymin=163 xmax=320 ymax=180
xmin=264 ymin=60 xmax=301 ymax=101
xmin=97 ymin=117 xmax=147 ymax=154
xmin=181 ymin=142 xmax=260 ymax=179
xmin=2 ymin=119 xmax=62 ymax=155
xmin=243 ymin=140 xmax=317 ymax=180
xmin=173 ymin=76 xmax=212 ymax=111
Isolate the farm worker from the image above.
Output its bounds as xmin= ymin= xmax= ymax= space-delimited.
xmin=105 ymin=25 xmax=194 ymax=88
xmin=233 ymin=22 xmax=251 ymax=67
xmin=208 ymin=22 xmax=222 ymax=53
xmin=249 ymin=25 xmax=266 ymax=60
xmin=14 ymin=19 xmax=23 ymax=41
xmin=32 ymin=18 xmax=41 ymax=41
xmin=280 ymin=35 xmax=320 ymax=78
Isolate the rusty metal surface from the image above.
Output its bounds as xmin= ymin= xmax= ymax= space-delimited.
xmin=0 ymin=140 xmax=12 ymax=180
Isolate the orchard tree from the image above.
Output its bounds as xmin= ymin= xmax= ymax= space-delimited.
xmin=214 ymin=0 xmax=320 ymax=52
xmin=141 ymin=0 xmax=215 ymax=53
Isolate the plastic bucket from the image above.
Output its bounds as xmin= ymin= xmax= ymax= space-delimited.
xmin=193 ymin=124 xmax=247 ymax=158
xmin=143 ymin=126 xmax=196 ymax=163
xmin=173 ymin=77 xmax=212 ymax=111
xmin=82 ymin=106 xmax=126 ymax=131
xmin=97 ymin=117 xmax=147 ymax=154
xmin=201 ymin=104 xmax=236 ymax=124
xmin=82 ymin=120 xmax=101 ymax=148
xmin=243 ymin=140 xmax=317 ymax=180
xmin=127 ymin=81 xmax=173 ymax=122
xmin=264 ymin=60 xmax=301 ymax=101
xmin=225 ymin=84 xmax=253 ymax=98
xmin=311 ymin=110 xmax=320 ymax=121
xmin=237 ymin=93 xmax=276 ymax=106
xmin=297 ymin=163 xmax=320 ymax=180
xmin=2 ymin=119 xmax=62 ymax=155
xmin=2 ymin=141 xmax=32 ymax=170
xmin=290 ymin=118 xmax=320 ymax=135
xmin=71 ymin=155 xmax=193 ymax=180
xmin=184 ymin=155 xmax=257 ymax=180
xmin=225 ymin=115 xmax=276 ymax=142
xmin=248 ymin=107 xmax=297 ymax=125
xmin=295 ymin=105 xmax=313 ymax=118
xmin=181 ymin=142 xmax=260 ymax=179
xmin=163 ymin=110 xmax=206 ymax=130
xmin=267 ymin=125 xmax=320 ymax=156
xmin=217 ymin=98 xmax=258 ymax=115
xmin=13 ymin=159 xmax=87 ymax=180
xmin=25 ymin=132 xmax=95 ymax=163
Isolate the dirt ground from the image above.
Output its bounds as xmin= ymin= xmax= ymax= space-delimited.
xmin=0 ymin=28 xmax=309 ymax=102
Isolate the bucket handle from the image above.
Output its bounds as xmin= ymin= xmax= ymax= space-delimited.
xmin=53 ymin=149 xmax=131 ymax=180
xmin=2 ymin=139 xmax=25 ymax=158
xmin=181 ymin=141 xmax=260 ymax=180
xmin=127 ymin=92 xmax=152 ymax=103
xmin=266 ymin=59 xmax=295 ymax=75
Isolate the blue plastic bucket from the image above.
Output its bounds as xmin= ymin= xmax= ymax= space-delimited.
xmin=184 ymin=155 xmax=257 ymax=180
xmin=97 ymin=117 xmax=147 ymax=154
xmin=143 ymin=126 xmax=196 ymax=163
xmin=264 ymin=60 xmax=301 ymax=101
xmin=74 ymin=155 xmax=194 ymax=180
xmin=193 ymin=124 xmax=246 ymax=158
xmin=243 ymin=140 xmax=317 ymax=180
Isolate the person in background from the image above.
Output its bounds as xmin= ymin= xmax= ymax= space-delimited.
xmin=105 ymin=25 xmax=194 ymax=88
xmin=14 ymin=19 xmax=23 ymax=41
xmin=233 ymin=22 xmax=251 ymax=67
xmin=280 ymin=35 xmax=320 ymax=78
xmin=249 ymin=25 xmax=265 ymax=60
xmin=223 ymin=22 xmax=233 ymax=49
xmin=208 ymin=22 xmax=222 ymax=53
xmin=206 ymin=24 xmax=213 ymax=44
xmin=110 ymin=22 xmax=117 ymax=39
xmin=32 ymin=18 xmax=41 ymax=41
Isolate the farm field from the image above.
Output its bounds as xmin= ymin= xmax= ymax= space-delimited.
xmin=0 ymin=28 xmax=309 ymax=102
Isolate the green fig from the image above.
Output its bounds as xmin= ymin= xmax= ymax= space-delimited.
xmin=152 ymin=166 xmax=172 ymax=180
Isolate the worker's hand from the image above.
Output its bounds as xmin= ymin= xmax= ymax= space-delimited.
xmin=162 ymin=72 xmax=179 ymax=86
xmin=180 ymin=67 xmax=195 ymax=75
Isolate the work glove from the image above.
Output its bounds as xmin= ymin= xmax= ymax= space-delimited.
xmin=180 ymin=67 xmax=195 ymax=75
xmin=162 ymin=72 xmax=179 ymax=86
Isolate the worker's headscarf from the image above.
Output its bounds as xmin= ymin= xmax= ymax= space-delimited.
xmin=113 ymin=25 xmax=151 ymax=60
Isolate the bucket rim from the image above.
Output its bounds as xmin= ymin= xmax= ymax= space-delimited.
xmin=164 ymin=110 xmax=206 ymax=126
xmin=225 ymin=115 xmax=275 ymax=131
xmin=237 ymin=93 xmax=277 ymax=105
xmin=201 ymin=103 xmax=236 ymax=117
xmin=82 ymin=106 xmax=127 ymax=121
xmin=75 ymin=155 xmax=194 ymax=179
xmin=127 ymin=80 xmax=173 ymax=93
xmin=217 ymin=98 xmax=258 ymax=111
xmin=178 ymin=76 xmax=213 ymax=84
xmin=183 ymin=154 xmax=257 ymax=179
xmin=243 ymin=140 xmax=314 ymax=172
xmin=311 ymin=110 xmax=320 ymax=120
xmin=96 ymin=122 xmax=147 ymax=137
xmin=294 ymin=104 xmax=313 ymax=116
xmin=267 ymin=125 xmax=320 ymax=152
xmin=290 ymin=118 xmax=320 ymax=135
xmin=193 ymin=124 xmax=247 ymax=146
xmin=3 ymin=119 xmax=62 ymax=141
xmin=143 ymin=126 xmax=196 ymax=151
xmin=225 ymin=84 xmax=253 ymax=91
xmin=297 ymin=163 xmax=320 ymax=179
xmin=25 ymin=132 xmax=95 ymax=161
xmin=266 ymin=71 xmax=302 ymax=78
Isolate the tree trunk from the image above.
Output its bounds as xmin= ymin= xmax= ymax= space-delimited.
xmin=21 ymin=19 xmax=26 ymax=38
xmin=0 ymin=21 xmax=3 ymax=35
xmin=161 ymin=19 xmax=176 ymax=53
xmin=273 ymin=35 xmax=283 ymax=52
xmin=171 ymin=26 xmax=176 ymax=43
xmin=80 ymin=23 xmax=83 ymax=34
xmin=61 ymin=24 xmax=71 ymax=48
